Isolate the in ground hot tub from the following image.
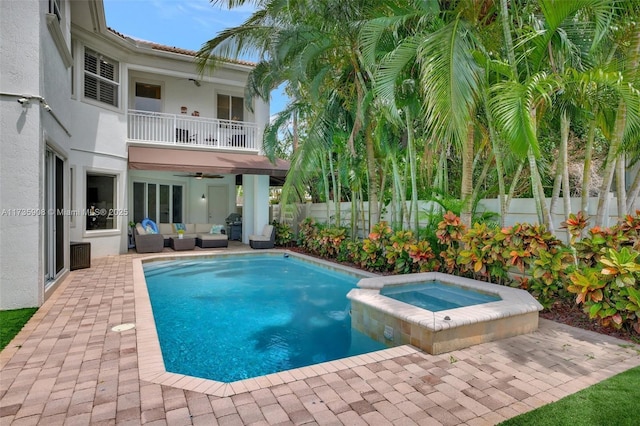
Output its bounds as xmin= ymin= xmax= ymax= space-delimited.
xmin=347 ymin=272 xmax=543 ymax=354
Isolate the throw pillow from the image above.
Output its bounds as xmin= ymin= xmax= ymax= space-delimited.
xmin=210 ymin=224 xmax=224 ymax=234
xmin=173 ymin=223 xmax=186 ymax=232
xmin=145 ymin=225 xmax=157 ymax=234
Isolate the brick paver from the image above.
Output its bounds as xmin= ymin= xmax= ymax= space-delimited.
xmin=1 ymin=248 xmax=639 ymax=425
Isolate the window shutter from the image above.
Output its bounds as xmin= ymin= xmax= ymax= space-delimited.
xmin=100 ymin=81 xmax=117 ymax=106
xmin=83 ymin=49 xmax=118 ymax=107
xmin=84 ymin=74 xmax=98 ymax=101
xmin=84 ymin=50 xmax=97 ymax=74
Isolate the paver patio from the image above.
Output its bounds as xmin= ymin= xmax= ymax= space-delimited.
xmin=1 ymin=246 xmax=639 ymax=425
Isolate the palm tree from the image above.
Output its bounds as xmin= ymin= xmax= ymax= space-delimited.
xmin=595 ymin=9 xmax=640 ymax=225
xmin=489 ymin=0 xmax=634 ymax=230
xmin=361 ymin=0 xmax=485 ymax=228
xmin=197 ymin=0 xmax=398 ymax=232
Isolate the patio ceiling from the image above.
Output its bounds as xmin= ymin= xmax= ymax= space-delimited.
xmin=128 ymin=146 xmax=289 ymax=182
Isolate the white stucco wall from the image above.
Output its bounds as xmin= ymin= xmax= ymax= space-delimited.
xmin=0 ymin=0 xmax=73 ymax=309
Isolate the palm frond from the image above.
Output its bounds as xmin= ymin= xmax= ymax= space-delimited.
xmin=416 ymin=18 xmax=483 ymax=148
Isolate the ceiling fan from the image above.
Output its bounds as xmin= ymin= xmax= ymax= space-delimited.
xmin=173 ymin=172 xmax=223 ymax=179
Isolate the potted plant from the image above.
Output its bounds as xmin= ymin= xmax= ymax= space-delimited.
xmin=128 ymin=221 xmax=136 ymax=248
xmin=177 ymin=229 xmax=185 ymax=239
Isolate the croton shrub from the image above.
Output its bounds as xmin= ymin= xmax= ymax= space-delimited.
xmin=293 ymin=211 xmax=640 ymax=333
xmin=272 ymin=220 xmax=294 ymax=246
xmin=564 ymin=212 xmax=640 ymax=333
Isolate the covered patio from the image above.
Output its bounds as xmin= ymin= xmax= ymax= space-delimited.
xmin=128 ymin=146 xmax=289 ymax=244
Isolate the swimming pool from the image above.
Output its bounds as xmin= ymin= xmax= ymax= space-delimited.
xmin=143 ymin=254 xmax=386 ymax=383
xmin=380 ymin=281 xmax=500 ymax=311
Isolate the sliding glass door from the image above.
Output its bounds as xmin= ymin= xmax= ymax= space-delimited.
xmin=45 ymin=149 xmax=64 ymax=284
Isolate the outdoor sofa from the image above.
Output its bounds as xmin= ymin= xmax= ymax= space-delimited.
xmin=134 ymin=222 xmax=228 ymax=251
xmin=157 ymin=223 xmax=228 ymax=248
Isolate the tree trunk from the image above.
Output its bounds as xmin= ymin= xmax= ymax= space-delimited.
xmin=549 ymin=154 xmax=563 ymax=216
xmin=292 ymin=110 xmax=299 ymax=152
xmin=626 ymin=166 xmax=640 ymax=213
xmin=596 ymin=103 xmax=627 ymax=226
xmin=365 ymin=125 xmax=380 ymax=230
xmin=483 ymin=90 xmax=507 ymax=227
xmin=471 ymin=153 xmax=493 ymax=204
xmin=528 ymin=148 xmax=544 ymax=224
xmin=615 ymin=154 xmax=627 ymax=220
xmin=391 ymin=156 xmax=409 ymax=228
xmin=561 ymin=112 xmax=572 ymax=241
xmin=505 ymin=159 xmax=525 ymax=215
xmin=405 ymin=108 xmax=420 ymax=235
xmin=460 ymin=122 xmax=475 ymax=228
xmin=328 ymin=152 xmax=339 ymax=226
xmin=528 ymin=107 xmax=552 ymax=229
xmin=320 ymin=156 xmax=331 ymax=223
xmin=581 ymin=107 xmax=597 ymax=214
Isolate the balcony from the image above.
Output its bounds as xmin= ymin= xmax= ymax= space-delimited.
xmin=127 ymin=110 xmax=260 ymax=152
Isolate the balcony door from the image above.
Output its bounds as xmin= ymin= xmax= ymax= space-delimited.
xmin=217 ymin=94 xmax=243 ymax=121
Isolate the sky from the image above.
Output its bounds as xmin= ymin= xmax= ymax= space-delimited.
xmin=103 ymin=0 xmax=288 ymax=115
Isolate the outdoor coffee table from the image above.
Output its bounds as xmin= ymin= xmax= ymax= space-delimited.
xmin=169 ymin=237 xmax=195 ymax=251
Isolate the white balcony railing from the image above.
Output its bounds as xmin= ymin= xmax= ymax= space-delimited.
xmin=127 ymin=110 xmax=259 ymax=151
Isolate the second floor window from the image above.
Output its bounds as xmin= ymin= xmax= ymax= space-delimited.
xmin=84 ymin=48 xmax=119 ymax=107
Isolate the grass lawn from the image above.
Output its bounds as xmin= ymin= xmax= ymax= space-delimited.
xmin=499 ymin=365 xmax=640 ymax=425
xmin=0 ymin=308 xmax=38 ymax=351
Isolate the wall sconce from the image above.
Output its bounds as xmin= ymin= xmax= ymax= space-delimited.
xmin=201 ymin=194 xmax=206 ymax=200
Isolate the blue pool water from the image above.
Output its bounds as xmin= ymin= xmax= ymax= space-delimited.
xmin=380 ymin=281 xmax=501 ymax=311
xmin=143 ymin=254 xmax=386 ymax=382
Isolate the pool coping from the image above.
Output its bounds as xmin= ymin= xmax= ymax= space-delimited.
xmin=132 ymin=249 xmax=420 ymax=397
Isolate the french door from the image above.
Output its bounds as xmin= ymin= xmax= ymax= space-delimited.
xmin=132 ymin=182 xmax=183 ymax=224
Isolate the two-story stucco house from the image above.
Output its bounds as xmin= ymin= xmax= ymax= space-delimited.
xmin=0 ymin=0 xmax=287 ymax=309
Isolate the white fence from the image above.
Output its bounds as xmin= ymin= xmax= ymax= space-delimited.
xmin=272 ymin=195 xmax=639 ymax=241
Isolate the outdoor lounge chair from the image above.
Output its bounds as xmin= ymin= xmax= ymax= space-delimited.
xmin=134 ymin=223 xmax=164 ymax=253
xmin=249 ymin=224 xmax=275 ymax=249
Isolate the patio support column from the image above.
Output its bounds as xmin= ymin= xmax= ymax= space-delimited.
xmin=242 ymin=174 xmax=269 ymax=244
xmin=253 ymin=98 xmax=269 ymax=155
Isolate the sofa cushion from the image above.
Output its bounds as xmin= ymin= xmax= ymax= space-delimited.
xmin=158 ymin=223 xmax=173 ymax=235
xmin=210 ymin=224 xmax=225 ymax=234
xmin=194 ymin=223 xmax=212 ymax=234
xmin=262 ymin=225 xmax=274 ymax=237
xmin=249 ymin=235 xmax=271 ymax=242
xmin=198 ymin=233 xmax=228 ymax=241
xmin=136 ymin=223 xmax=147 ymax=235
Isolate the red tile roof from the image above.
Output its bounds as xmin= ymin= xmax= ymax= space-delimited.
xmin=107 ymin=27 xmax=255 ymax=67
